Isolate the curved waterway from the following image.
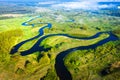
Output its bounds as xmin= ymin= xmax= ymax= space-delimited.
xmin=10 ymin=16 xmax=119 ymax=80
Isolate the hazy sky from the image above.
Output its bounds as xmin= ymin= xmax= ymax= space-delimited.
xmin=0 ymin=0 xmax=73 ymax=2
xmin=0 ymin=0 xmax=120 ymax=2
xmin=0 ymin=0 xmax=119 ymax=10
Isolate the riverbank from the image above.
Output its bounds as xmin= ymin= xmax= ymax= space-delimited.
xmin=0 ymin=12 xmax=120 ymax=80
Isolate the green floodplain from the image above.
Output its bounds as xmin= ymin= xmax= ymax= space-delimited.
xmin=0 ymin=2 xmax=120 ymax=80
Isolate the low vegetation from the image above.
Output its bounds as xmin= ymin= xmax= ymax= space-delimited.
xmin=112 ymin=29 xmax=120 ymax=38
xmin=0 ymin=29 xmax=23 ymax=65
xmin=64 ymin=41 xmax=120 ymax=80
xmin=0 ymin=7 xmax=120 ymax=80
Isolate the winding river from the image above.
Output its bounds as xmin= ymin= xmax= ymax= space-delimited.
xmin=10 ymin=16 xmax=119 ymax=80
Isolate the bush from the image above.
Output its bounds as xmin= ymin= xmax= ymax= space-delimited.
xmin=112 ymin=29 xmax=120 ymax=38
xmin=0 ymin=29 xmax=23 ymax=64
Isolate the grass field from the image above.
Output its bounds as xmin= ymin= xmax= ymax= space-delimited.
xmin=0 ymin=8 xmax=120 ymax=80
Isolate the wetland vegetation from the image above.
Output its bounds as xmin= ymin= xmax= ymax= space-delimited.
xmin=0 ymin=1 xmax=120 ymax=80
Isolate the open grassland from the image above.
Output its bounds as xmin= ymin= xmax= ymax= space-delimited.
xmin=0 ymin=12 xmax=120 ymax=80
xmin=0 ymin=17 xmax=29 ymax=31
xmin=0 ymin=29 xmax=23 ymax=65
xmin=64 ymin=40 xmax=120 ymax=80
xmin=40 ymin=33 xmax=109 ymax=51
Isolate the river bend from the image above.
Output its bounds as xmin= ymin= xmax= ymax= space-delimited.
xmin=10 ymin=16 xmax=119 ymax=80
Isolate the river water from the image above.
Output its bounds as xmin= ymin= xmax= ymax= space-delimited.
xmin=10 ymin=16 xmax=119 ymax=80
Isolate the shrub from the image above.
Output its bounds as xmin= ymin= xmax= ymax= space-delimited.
xmin=0 ymin=29 xmax=23 ymax=64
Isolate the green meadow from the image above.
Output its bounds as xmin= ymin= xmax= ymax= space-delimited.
xmin=0 ymin=9 xmax=120 ymax=80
